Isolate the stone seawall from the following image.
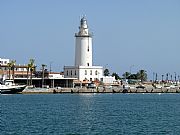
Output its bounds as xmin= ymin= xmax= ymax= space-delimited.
xmin=22 ymin=87 xmax=180 ymax=94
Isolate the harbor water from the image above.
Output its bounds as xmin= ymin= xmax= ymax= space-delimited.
xmin=1 ymin=93 xmax=180 ymax=134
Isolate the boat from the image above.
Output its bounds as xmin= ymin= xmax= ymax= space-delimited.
xmin=0 ymin=80 xmax=26 ymax=94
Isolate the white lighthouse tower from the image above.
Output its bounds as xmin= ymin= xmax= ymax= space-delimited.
xmin=64 ymin=16 xmax=103 ymax=82
xmin=75 ymin=17 xmax=92 ymax=67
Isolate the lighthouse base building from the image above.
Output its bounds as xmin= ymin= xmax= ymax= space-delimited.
xmin=64 ymin=17 xmax=103 ymax=82
xmin=64 ymin=66 xmax=103 ymax=82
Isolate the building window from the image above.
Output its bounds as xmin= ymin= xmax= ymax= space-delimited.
xmin=95 ymin=70 xmax=98 ymax=75
xmin=87 ymin=46 xmax=89 ymax=52
xmin=90 ymin=70 xmax=92 ymax=75
xmin=75 ymin=70 xmax=76 ymax=75
xmin=85 ymin=70 xmax=87 ymax=75
xmin=71 ymin=70 xmax=72 ymax=76
xmin=90 ymin=78 xmax=92 ymax=81
xmin=67 ymin=70 xmax=68 ymax=76
xmin=87 ymin=63 xmax=89 ymax=66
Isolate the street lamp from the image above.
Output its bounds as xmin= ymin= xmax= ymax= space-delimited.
xmin=49 ymin=61 xmax=53 ymax=73
xmin=153 ymin=72 xmax=155 ymax=82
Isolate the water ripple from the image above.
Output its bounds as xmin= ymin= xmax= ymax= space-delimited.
xmin=1 ymin=94 xmax=180 ymax=134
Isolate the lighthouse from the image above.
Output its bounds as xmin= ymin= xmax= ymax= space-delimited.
xmin=64 ymin=16 xmax=103 ymax=82
xmin=75 ymin=17 xmax=92 ymax=67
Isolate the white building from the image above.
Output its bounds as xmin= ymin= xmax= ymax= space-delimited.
xmin=0 ymin=58 xmax=27 ymax=72
xmin=101 ymin=76 xmax=116 ymax=84
xmin=0 ymin=58 xmax=10 ymax=79
xmin=0 ymin=58 xmax=10 ymax=65
xmin=0 ymin=58 xmax=28 ymax=80
xmin=64 ymin=17 xmax=103 ymax=82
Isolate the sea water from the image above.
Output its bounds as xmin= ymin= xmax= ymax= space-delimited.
xmin=1 ymin=93 xmax=180 ymax=135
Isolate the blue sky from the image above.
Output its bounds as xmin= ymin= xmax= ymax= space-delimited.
xmin=0 ymin=0 xmax=180 ymax=80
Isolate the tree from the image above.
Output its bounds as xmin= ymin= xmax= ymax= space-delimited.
xmin=137 ymin=70 xmax=147 ymax=82
xmin=104 ymin=68 xmax=110 ymax=76
xmin=11 ymin=60 xmax=16 ymax=81
xmin=7 ymin=60 xmax=16 ymax=80
xmin=128 ymin=74 xmax=138 ymax=79
xmin=26 ymin=66 xmax=29 ymax=85
xmin=41 ymin=64 xmax=46 ymax=88
xmin=112 ymin=72 xmax=121 ymax=80
xmin=27 ymin=59 xmax=35 ymax=86
xmin=162 ymin=75 xmax=164 ymax=81
xmin=7 ymin=63 xmax=12 ymax=80
xmin=122 ymin=72 xmax=131 ymax=79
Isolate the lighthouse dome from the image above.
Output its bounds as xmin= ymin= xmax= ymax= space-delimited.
xmin=80 ymin=17 xmax=87 ymax=26
xmin=81 ymin=16 xmax=86 ymax=22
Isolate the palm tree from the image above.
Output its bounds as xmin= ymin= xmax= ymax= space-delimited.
xmin=27 ymin=59 xmax=35 ymax=86
xmin=162 ymin=75 xmax=164 ymax=81
xmin=26 ymin=66 xmax=29 ymax=85
xmin=166 ymin=73 xmax=169 ymax=81
xmin=137 ymin=70 xmax=147 ymax=82
xmin=122 ymin=72 xmax=131 ymax=79
xmin=112 ymin=72 xmax=120 ymax=80
xmin=7 ymin=63 xmax=12 ymax=80
xmin=128 ymin=74 xmax=138 ymax=79
xmin=155 ymin=73 xmax=158 ymax=82
xmin=7 ymin=60 xmax=16 ymax=80
xmin=104 ymin=68 xmax=110 ymax=76
xmin=41 ymin=64 xmax=46 ymax=88
xmin=11 ymin=60 xmax=16 ymax=81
